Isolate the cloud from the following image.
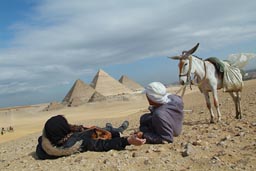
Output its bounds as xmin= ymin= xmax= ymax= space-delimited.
xmin=0 ymin=0 xmax=256 ymax=102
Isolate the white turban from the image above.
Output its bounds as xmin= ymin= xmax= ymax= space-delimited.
xmin=143 ymin=82 xmax=171 ymax=104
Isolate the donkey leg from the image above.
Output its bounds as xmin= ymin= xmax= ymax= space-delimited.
xmin=229 ymin=92 xmax=239 ymax=119
xmin=203 ymin=92 xmax=215 ymax=123
xmin=212 ymin=89 xmax=221 ymax=122
xmin=237 ymin=91 xmax=242 ymax=119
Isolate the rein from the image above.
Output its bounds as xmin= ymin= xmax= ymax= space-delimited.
xmin=175 ymin=85 xmax=187 ymax=98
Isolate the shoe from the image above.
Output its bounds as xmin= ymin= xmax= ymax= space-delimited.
xmin=105 ymin=123 xmax=113 ymax=128
xmin=119 ymin=120 xmax=129 ymax=133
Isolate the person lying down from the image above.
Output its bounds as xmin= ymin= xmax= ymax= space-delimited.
xmin=36 ymin=115 xmax=146 ymax=160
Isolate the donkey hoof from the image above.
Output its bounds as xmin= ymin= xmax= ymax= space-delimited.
xmin=210 ymin=120 xmax=215 ymax=124
xmin=235 ymin=115 xmax=242 ymax=119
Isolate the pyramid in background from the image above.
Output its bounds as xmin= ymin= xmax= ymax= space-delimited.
xmin=62 ymin=79 xmax=95 ymax=104
xmin=88 ymin=91 xmax=106 ymax=103
xmin=68 ymin=97 xmax=83 ymax=107
xmin=119 ymin=75 xmax=144 ymax=91
xmin=44 ymin=101 xmax=64 ymax=111
xmin=90 ymin=69 xmax=132 ymax=96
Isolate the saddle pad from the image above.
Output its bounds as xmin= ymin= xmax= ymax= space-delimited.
xmin=205 ymin=57 xmax=226 ymax=73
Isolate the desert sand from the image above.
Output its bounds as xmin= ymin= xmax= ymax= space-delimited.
xmin=0 ymin=80 xmax=255 ymax=171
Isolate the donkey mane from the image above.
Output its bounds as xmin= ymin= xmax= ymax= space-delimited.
xmin=192 ymin=55 xmax=203 ymax=60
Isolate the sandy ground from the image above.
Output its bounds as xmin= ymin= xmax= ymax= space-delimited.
xmin=0 ymin=80 xmax=255 ymax=171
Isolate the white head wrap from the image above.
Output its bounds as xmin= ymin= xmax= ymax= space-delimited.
xmin=144 ymin=82 xmax=171 ymax=104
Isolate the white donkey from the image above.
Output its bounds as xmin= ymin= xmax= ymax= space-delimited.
xmin=169 ymin=43 xmax=243 ymax=123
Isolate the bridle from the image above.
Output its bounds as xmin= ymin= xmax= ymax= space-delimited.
xmin=176 ymin=55 xmax=207 ymax=97
xmin=179 ymin=56 xmax=193 ymax=85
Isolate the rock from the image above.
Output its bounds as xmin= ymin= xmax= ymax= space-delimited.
xmin=192 ymin=140 xmax=202 ymax=146
xmin=145 ymin=149 xmax=153 ymax=153
xmin=153 ymin=147 xmax=165 ymax=152
xmin=213 ymin=126 xmax=218 ymax=130
xmin=235 ymin=126 xmax=243 ymax=130
xmin=251 ymin=122 xmax=256 ymax=126
xmin=132 ymin=152 xmax=139 ymax=157
xmin=103 ymin=159 xmax=110 ymax=165
xmin=182 ymin=143 xmax=194 ymax=157
xmin=208 ymin=133 xmax=218 ymax=138
xmin=235 ymin=132 xmax=245 ymax=137
xmin=221 ymin=135 xmax=231 ymax=141
xmin=211 ymin=156 xmax=221 ymax=164
xmin=217 ymin=141 xmax=226 ymax=147
xmin=74 ymin=156 xmax=83 ymax=163
xmin=111 ymin=152 xmax=118 ymax=157
xmin=144 ymin=159 xmax=152 ymax=165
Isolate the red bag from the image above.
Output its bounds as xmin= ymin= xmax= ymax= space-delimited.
xmin=88 ymin=126 xmax=112 ymax=140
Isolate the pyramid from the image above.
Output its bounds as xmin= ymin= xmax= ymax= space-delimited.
xmin=90 ymin=69 xmax=132 ymax=96
xmin=88 ymin=91 xmax=106 ymax=103
xmin=119 ymin=75 xmax=143 ymax=91
xmin=68 ymin=97 xmax=83 ymax=107
xmin=44 ymin=101 xmax=64 ymax=111
xmin=62 ymin=79 xmax=95 ymax=104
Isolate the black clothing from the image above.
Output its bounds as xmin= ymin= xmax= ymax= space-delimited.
xmin=36 ymin=115 xmax=130 ymax=160
xmin=44 ymin=115 xmax=71 ymax=146
xmin=36 ymin=129 xmax=129 ymax=160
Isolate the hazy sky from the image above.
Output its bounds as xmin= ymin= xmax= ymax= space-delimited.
xmin=0 ymin=0 xmax=255 ymax=108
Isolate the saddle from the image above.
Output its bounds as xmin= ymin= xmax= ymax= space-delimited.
xmin=205 ymin=57 xmax=226 ymax=74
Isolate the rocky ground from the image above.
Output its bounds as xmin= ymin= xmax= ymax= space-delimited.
xmin=0 ymin=80 xmax=255 ymax=171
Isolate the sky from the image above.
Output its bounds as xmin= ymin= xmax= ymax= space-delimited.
xmin=0 ymin=0 xmax=255 ymax=108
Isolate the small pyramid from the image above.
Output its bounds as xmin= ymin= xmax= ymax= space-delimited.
xmin=88 ymin=91 xmax=106 ymax=103
xmin=90 ymin=69 xmax=132 ymax=96
xmin=44 ymin=101 xmax=64 ymax=111
xmin=68 ymin=97 xmax=83 ymax=107
xmin=119 ymin=75 xmax=143 ymax=91
xmin=62 ymin=79 xmax=95 ymax=104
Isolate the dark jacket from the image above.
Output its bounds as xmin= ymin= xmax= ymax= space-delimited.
xmin=36 ymin=129 xmax=129 ymax=160
xmin=139 ymin=95 xmax=184 ymax=144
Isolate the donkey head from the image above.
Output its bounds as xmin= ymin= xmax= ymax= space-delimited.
xmin=168 ymin=43 xmax=199 ymax=85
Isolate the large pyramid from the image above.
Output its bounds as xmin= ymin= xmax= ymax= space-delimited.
xmin=119 ymin=75 xmax=143 ymax=92
xmin=62 ymin=79 xmax=95 ymax=105
xmin=90 ymin=69 xmax=132 ymax=96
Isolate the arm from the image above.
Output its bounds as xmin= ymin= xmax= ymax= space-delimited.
xmin=81 ymin=137 xmax=128 ymax=152
xmin=81 ymin=134 xmax=146 ymax=152
xmin=139 ymin=113 xmax=153 ymax=133
xmin=142 ymin=132 xmax=165 ymax=144
xmin=69 ymin=124 xmax=86 ymax=132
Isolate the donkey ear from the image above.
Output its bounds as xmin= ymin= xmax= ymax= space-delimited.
xmin=186 ymin=43 xmax=200 ymax=55
xmin=168 ymin=56 xmax=181 ymax=60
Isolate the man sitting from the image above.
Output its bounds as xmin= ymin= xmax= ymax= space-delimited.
xmin=139 ymin=82 xmax=184 ymax=144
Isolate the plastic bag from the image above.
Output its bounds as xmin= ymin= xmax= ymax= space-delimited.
xmin=227 ymin=53 xmax=256 ymax=69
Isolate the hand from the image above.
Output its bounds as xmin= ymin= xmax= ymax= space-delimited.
xmin=135 ymin=131 xmax=143 ymax=139
xmin=127 ymin=134 xmax=146 ymax=146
